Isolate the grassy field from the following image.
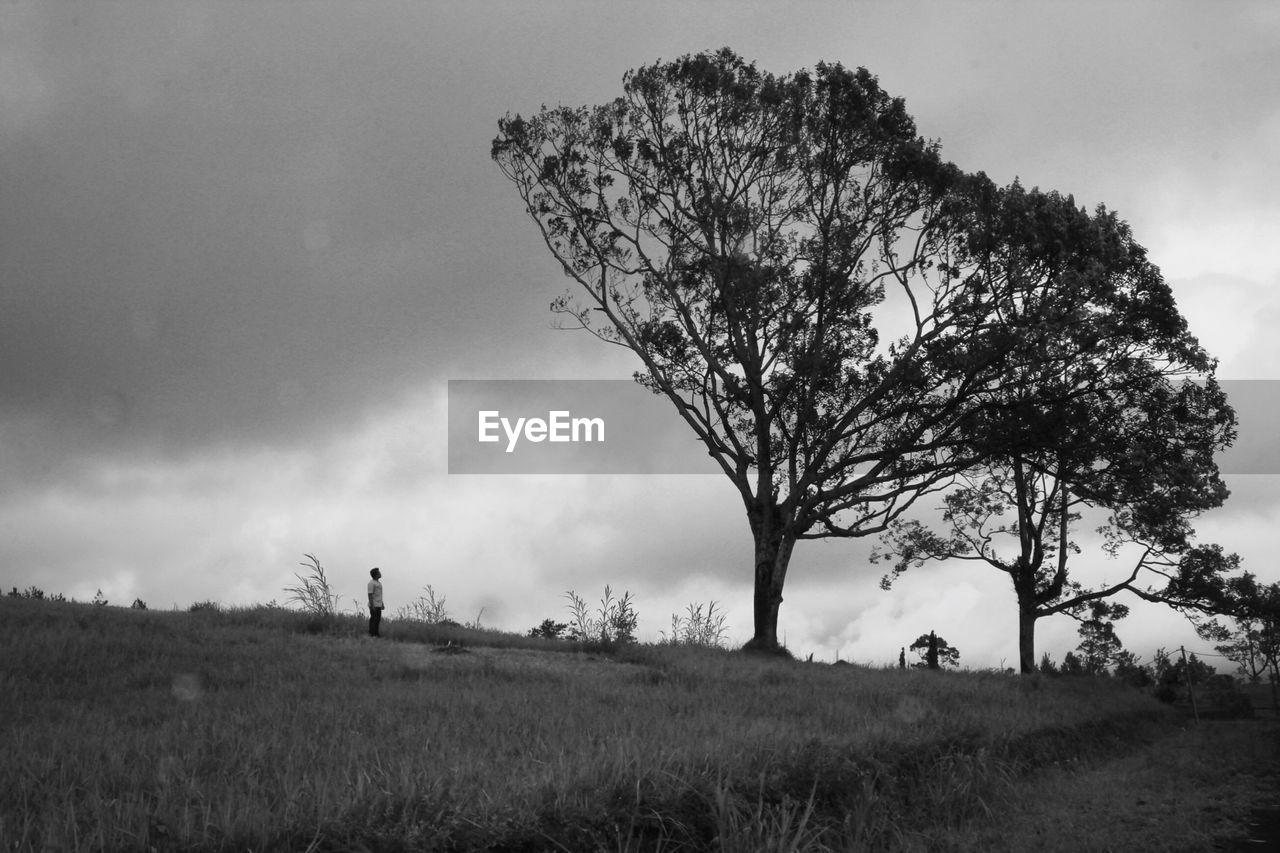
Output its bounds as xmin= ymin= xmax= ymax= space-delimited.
xmin=1 ymin=597 xmax=1275 ymax=852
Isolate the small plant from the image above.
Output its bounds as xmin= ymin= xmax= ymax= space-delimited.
xmin=564 ymin=585 xmax=637 ymax=646
xmin=130 ymin=597 xmax=147 ymax=610
xmin=661 ymin=600 xmax=729 ymax=647
xmin=92 ymin=589 xmax=109 ymax=607
xmin=395 ymin=585 xmax=451 ymax=623
xmin=284 ymin=553 xmax=339 ymax=617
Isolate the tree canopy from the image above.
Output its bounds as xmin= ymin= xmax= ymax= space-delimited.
xmin=493 ymin=48 xmax=1237 ymax=656
xmin=875 ymin=179 xmax=1237 ymax=672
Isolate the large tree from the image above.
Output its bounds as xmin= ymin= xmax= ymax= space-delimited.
xmin=876 ymin=179 xmax=1238 ymax=672
xmin=492 ymin=49 xmax=1038 ymax=651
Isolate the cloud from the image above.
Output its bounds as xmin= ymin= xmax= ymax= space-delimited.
xmin=4 ymin=2 xmax=1280 ymax=672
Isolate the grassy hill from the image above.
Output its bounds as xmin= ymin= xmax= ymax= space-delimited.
xmin=0 ymin=597 xmax=1273 ymax=851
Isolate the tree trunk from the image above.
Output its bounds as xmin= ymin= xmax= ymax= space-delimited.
xmin=742 ymin=503 xmax=796 ymax=653
xmin=1018 ymin=600 xmax=1038 ymax=674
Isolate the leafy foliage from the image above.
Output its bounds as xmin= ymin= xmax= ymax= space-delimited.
xmin=1189 ymin=574 xmax=1280 ymax=701
xmin=494 ymin=48 xmax=1059 ymax=650
xmin=1072 ymin=601 xmax=1128 ymax=675
xmin=874 ymin=178 xmax=1236 ymax=673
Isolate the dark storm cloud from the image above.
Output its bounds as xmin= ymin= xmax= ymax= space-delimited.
xmin=3 ymin=1 xmax=1278 ymax=660
xmin=0 ymin=4 xmax=585 ymax=477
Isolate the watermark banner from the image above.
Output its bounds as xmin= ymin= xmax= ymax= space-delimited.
xmin=448 ymin=380 xmax=717 ymax=474
xmin=447 ymin=378 xmax=1280 ymax=475
xmin=1216 ymin=380 xmax=1280 ymax=475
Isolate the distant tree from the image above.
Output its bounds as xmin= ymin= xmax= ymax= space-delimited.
xmin=528 ymin=618 xmax=569 ymax=640
xmin=908 ymin=631 xmax=960 ymax=669
xmin=1152 ymin=647 xmax=1215 ymax=704
xmin=494 ymin=48 xmax=1066 ymax=653
xmin=1112 ymin=650 xmax=1155 ymax=688
xmin=1038 ymin=652 xmax=1059 ymax=675
xmin=1073 ymin=600 xmax=1128 ymax=675
xmin=92 ymin=589 xmax=108 ymax=607
xmin=1060 ymin=651 xmax=1086 ymax=676
xmin=7 ymin=585 xmax=65 ymax=602
xmin=130 ymin=597 xmax=147 ymax=610
xmin=876 ymin=180 xmax=1237 ymax=674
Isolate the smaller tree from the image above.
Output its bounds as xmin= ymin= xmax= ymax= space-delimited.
xmin=1152 ymin=647 xmax=1215 ymax=704
xmin=1112 ymin=650 xmax=1154 ymax=688
xmin=8 ymin=586 xmax=65 ymax=601
xmin=908 ymin=631 xmax=960 ymax=669
xmin=1060 ymin=651 xmax=1086 ymax=676
xmin=1073 ymin=600 xmax=1128 ymax=675
xmin=528 ymin=618 xmax=569 ymax=640
xmin=1191 ymin=574 xmax=1280 ymax=709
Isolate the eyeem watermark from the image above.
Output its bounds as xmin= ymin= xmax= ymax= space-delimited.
xmin=478 ymin=410 xmax=605 ymax=453
xmin=450 ymin=378 xmax=1280 ymax=476
xmin=448 ymin=379 xmax=714 ymax=474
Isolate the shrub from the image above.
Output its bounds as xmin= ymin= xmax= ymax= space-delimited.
xmin=284 ymin=554 xmax=339 ymax=617
xmin=395 ymin=585 xmax=451 ymax=623
xmin=565 ymin=585 xmax=637 ymax=646
xmin=662 ymin=601 xmax=729 ymax=648
xmin=528 ymin=618 xmax=569 ymax=640
xmin=7 ymin=586 xmax=65 ymax=602
xmin=1203 ymin=674 xmax=1254 ymax=718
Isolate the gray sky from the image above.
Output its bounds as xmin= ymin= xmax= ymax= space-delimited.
xmin=3 ymin=1 xmax=1279 ymax=668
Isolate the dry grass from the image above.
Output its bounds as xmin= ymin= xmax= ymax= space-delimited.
xmin=905 ymin=718 xmax=1280 ymax=852
xmin=0 ymin=596 xmax=1270 ymax=851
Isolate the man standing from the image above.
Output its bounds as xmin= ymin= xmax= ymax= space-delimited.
xmin=367 ymin=567 xmax=384 ymax=638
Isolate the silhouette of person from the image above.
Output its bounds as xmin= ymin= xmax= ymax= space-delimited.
xmin=367 ymin=568 xmax=384 ymax=637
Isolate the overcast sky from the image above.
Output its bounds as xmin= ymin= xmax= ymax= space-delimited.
xmin=3 ymin=1 xmax=1279 ymax=669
